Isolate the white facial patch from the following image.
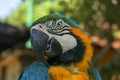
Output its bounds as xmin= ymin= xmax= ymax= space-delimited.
xmin=53 ymin=34 xmax=77 ymax=53
xmin=31 ymin=20 xmax=77 ymax=53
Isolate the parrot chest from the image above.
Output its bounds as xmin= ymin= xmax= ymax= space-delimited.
xmin=48 ymin=65 xmax=89 ymax=80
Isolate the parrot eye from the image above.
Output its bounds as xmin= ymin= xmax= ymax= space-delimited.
xmin=55 ymin=19 xmax=70 ymax=30
xmin=57 ymin=21 xmax=63 ymax=27
xmin=45 ymin=19 xmax=70 ymax=35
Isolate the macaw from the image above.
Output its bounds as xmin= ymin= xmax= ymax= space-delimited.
xmin=19 ymin=14 xmax=101 ymax=80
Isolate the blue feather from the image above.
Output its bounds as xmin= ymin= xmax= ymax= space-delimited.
xmin=19 ymin=61 xmax=49 ymax=80
xmin=88 ymin=67 xmax=102 ymax=80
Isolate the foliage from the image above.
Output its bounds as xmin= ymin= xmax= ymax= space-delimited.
xmin=2 ymin=0 xmax=120 ymax=29
xmin=2 ymin=0 xmax=63 ymax=26
xmin=0 ymin=0 xmax=95 ymax=27
xmin=33 ymin=0 xmax=63 ymax=20
xmin=4 ymin=2 xmax=27 ymax=26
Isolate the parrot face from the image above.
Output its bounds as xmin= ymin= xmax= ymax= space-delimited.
xmin=30 ymin=14 xmax=87 ymax=66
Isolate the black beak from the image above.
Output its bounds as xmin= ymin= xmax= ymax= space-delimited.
xmin=31 ymin=29 xmax=49 ymax=66
xmin=30 ymin=29 xmax=62 ymax=66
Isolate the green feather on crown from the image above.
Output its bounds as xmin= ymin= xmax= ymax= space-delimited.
xmin=32 ymin=14 xmax=86 ymax=34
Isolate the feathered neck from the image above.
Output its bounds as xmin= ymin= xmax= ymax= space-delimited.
xmin=71 ymin=27 xmax=93 ymax=71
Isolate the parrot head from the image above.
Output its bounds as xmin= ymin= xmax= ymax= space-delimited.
xmin=30 ymin=14 xmax=92 ymax=66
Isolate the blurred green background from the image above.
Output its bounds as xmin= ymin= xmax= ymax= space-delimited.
xmin=0 ymin=0 xmax=120 ymax=80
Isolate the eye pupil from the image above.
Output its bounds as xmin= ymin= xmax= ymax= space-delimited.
xmin=58 ymin=23 xmax=61 ymax=25
xmin=58 ymin=22 xmax=62 ymax=26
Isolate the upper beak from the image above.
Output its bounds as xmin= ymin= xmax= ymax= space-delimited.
xmin=30 ymin=29 xmax=49 ymax=66
xmin=30 ymin=29 xmax=62 ymax=66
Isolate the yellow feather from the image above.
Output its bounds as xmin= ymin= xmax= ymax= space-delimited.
xmin=71 ymin=27 xmax=93 ymax=71
xmin=49 ymin=67 xmax=72 ymax=80
xmin=49 ymin=66 xmax=90 ymax=80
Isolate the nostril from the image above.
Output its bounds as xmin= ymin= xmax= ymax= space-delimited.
xmin=39 ymin=25 xmax=42 ymax=28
